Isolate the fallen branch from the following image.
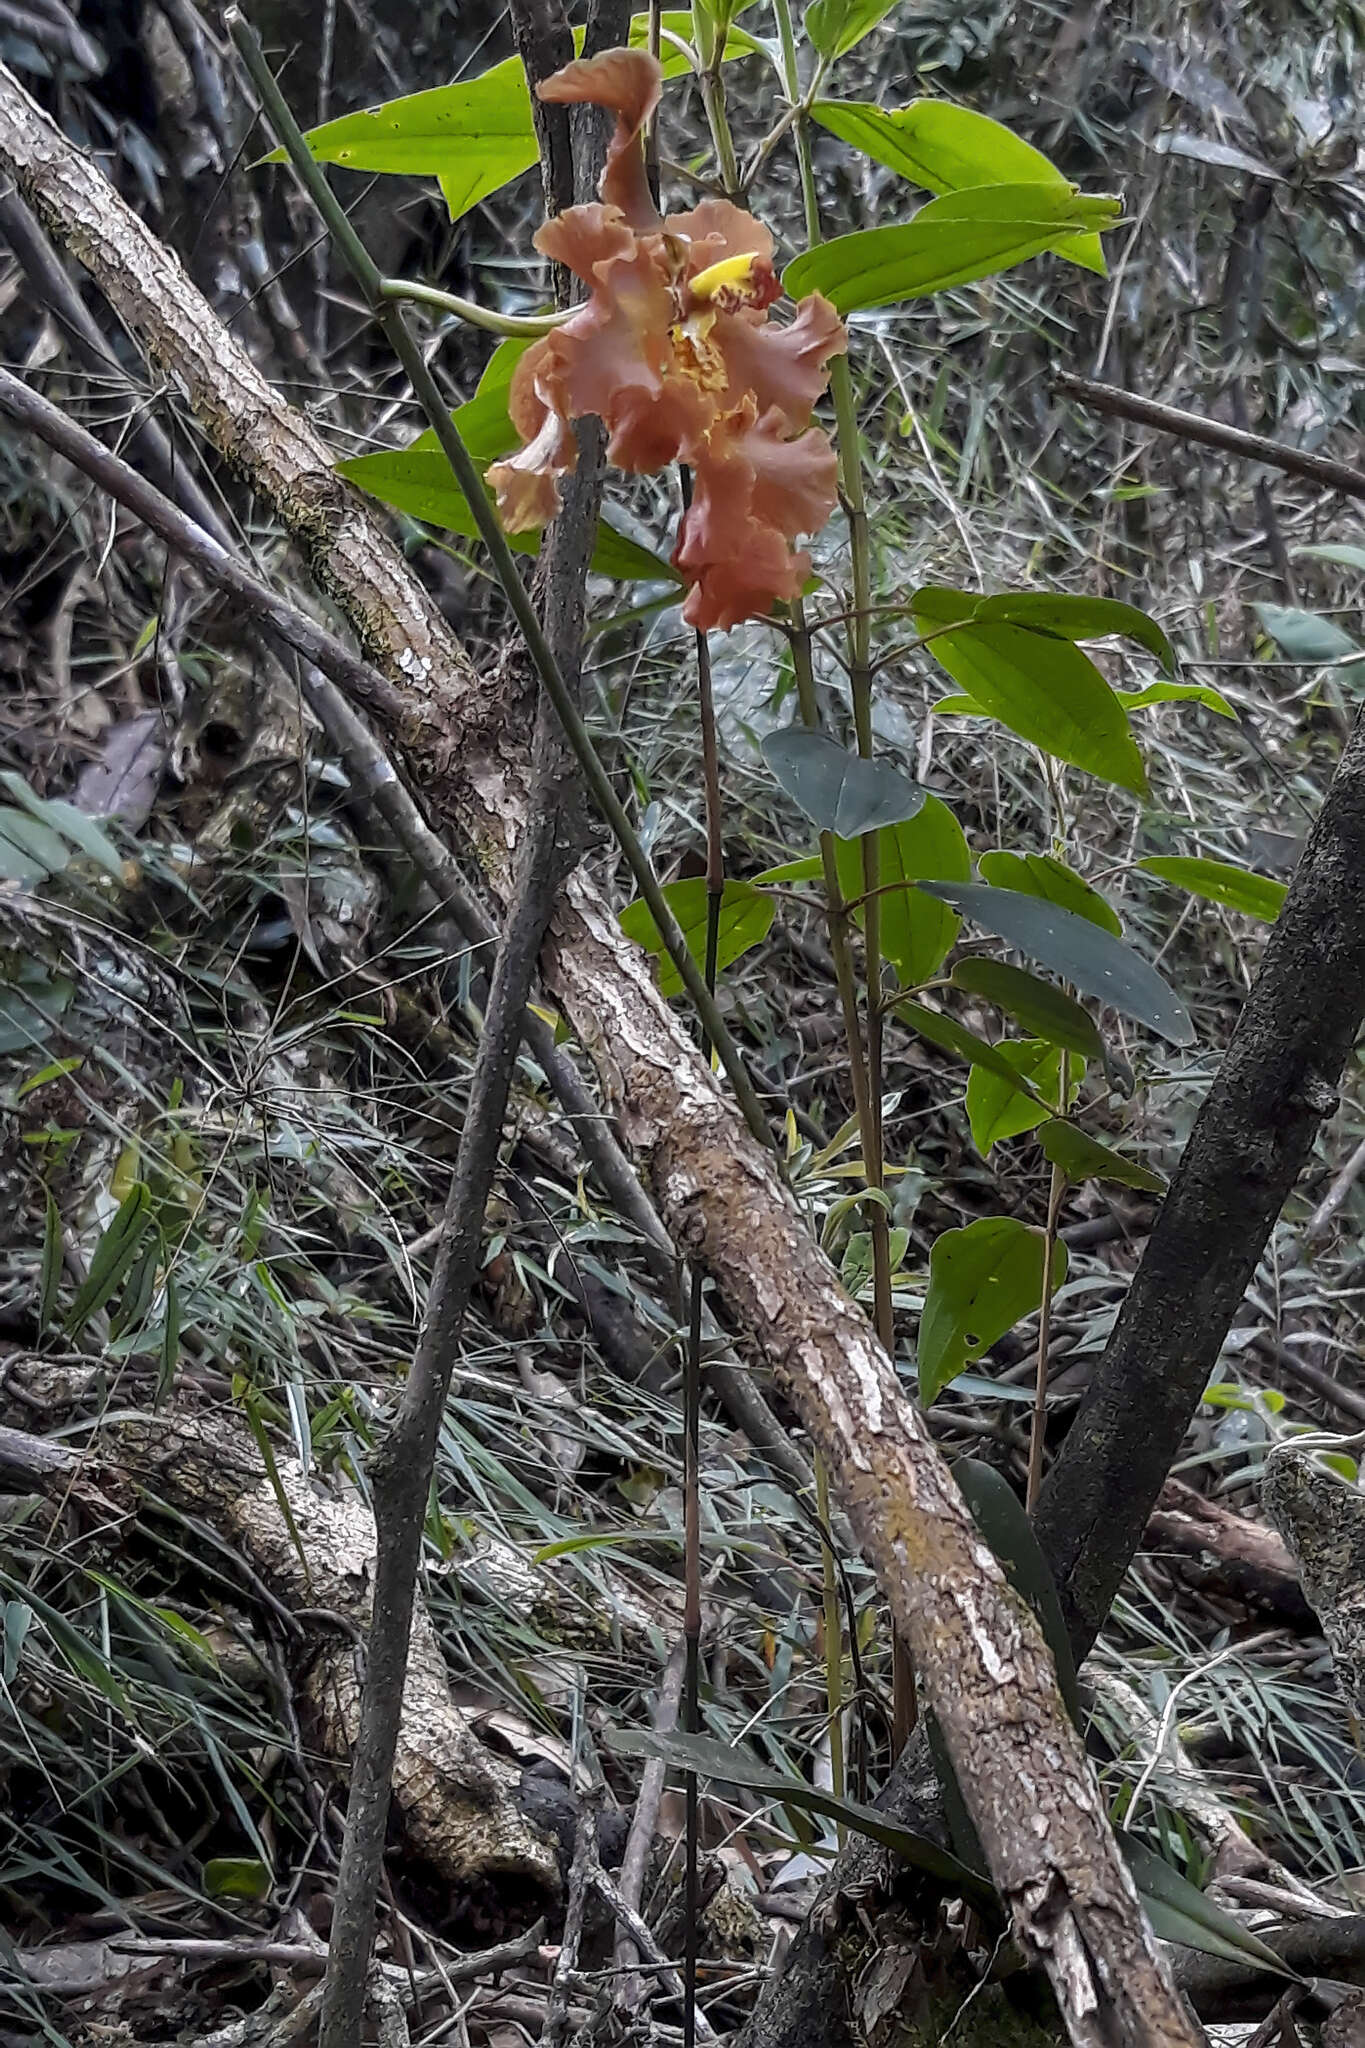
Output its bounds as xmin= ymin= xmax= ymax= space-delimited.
xmin=0 ymin=58 xmax=1198 ymax=2047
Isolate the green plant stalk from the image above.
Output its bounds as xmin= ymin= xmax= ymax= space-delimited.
xmin=816 ymin=1450 xmax=845 ymax=1842
xmin=691 ymin=7 xmax=741 ymax=198
xmin=377 ymin=276 xmax=568 ymax=336
xmin=1027 ymin=1052 xmax=1070 ymax=1514
xmin=775 ymin=0 xmax=910 ymax=1738
xmin=226 ymin=6 xmax=773 ymax=1159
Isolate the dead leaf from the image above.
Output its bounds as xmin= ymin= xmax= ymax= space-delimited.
xmin=73 ymin=712 xmax=168 ymax=828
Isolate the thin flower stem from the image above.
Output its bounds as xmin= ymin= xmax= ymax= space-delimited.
xmin=376 ymin=276 xmax=569 ymax=336
xmin=227 ymin=7 xmax=774 ymax=1158
xmin=1027 ymin=1053 xmax=1071 ymax=1513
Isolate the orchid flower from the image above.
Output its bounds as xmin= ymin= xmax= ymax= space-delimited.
xmin=486 ymin=48 xmax=847 ymax=633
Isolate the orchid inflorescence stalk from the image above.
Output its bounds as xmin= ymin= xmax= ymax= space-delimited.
xmin=487 ymin=48 xmax=848 ymax=633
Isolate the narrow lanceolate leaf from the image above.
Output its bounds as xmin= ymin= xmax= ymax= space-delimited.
xmin=606 ymin=1726 xmax=984 ymax=1888
xmin=803 ymin=0 xmax=897 ymax=59
xmin=1035 ymin=1119 xmax=1168 ymax=1194
xmin=915 ymin=881 xmax=1195 ymax=1046
xmin=809 ymin=98 xmax=1106 ymax=272
xmin=1293 ymin=543 xmax=1365 ymax=574
xmin=1139 ymin=855 xmax=1287 ymax=923
xmin=1253 ymin=602 xmax=1359 ymax=665
xmin=760 ymin=728 xmax=925 ymax=837
xmin=0 ymin=772 xmax=125 ymax=879
xmin=782 ymin=184 xmax=1120 ymax=314
xmin=1119 ymin=680 xmax=1236 ymax=719
xmin=1121 ymin=1842 xmax=1297 ymax=1977
xmin=918 ymin=1215 xmax=1065 ymax=1406
xmin=953 ymin=1458 xmax=1082 ymax=1724
xmin=894 ymin=1000 xmax=1055 ymax=1101
xmin=952 ymin=958 xmax=1104 ymax=1062
xmin=977 ymin=849 xmax=1121 ymax=936
xmin=619 ymin=878 xmax=775 ymax=998
xmin=914 ymin=593 xmax=1147 ymax=795
xmin=64 ymin=1185 xmax=153 ymax=1337
xmin=966 ymin=1039 xmax=1065 ymax=1155
xmin=832 ymin=795 xmax=970 ymax=986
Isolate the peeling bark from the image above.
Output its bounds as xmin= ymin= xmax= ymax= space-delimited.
xmin=0 ymin=65 xmax=1197 ymax=2045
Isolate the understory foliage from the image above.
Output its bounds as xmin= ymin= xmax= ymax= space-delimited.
xmin=2 ymin=0 xmax=1365 ymax=2040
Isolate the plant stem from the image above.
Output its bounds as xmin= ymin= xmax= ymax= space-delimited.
xmin=377 ymin=276 xmax=568 ymax=335
xmin=816 ymin=1451 xmax=845 ymax=1843
xmin=226 ymin=7 xmax=773 ymax=1159
xmin=1027 ymin=1053 xmax=1070 ymax=1514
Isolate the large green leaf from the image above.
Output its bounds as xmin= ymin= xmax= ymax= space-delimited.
xmin=269 ymin=15 xmax=746 ymax=221
xmin=977 ymin=850 xmax=1121 ymax=936
xmin=606 ymin=1726 xmax=983 ymax=1887
xmin=761 ymin=729 xmax=925 ymax=837
xmin=1035 ymin=1119 xmax=1167 ymax=1194
xmin=810 ymin=98 xmax=1105 ymax=272
xmin=915 ymin=881 xmax=1194 ymax=1046
xmin=953 ymin=1458 xmax=1081 ymax=1723
xmin=914 ymin=593 xmax=1147 ymax=795
xmin=833 ymin=795 xmax=970 ymax=986
xmin=951 ymin=957 xmax=1104 ymax=1061
xmin=968 ymin=592 xmax=1173 ymax=673
xmin=1254 ymin=602 xmax=1359 ymax=665
xmin=1121 ymin=1842 xmax=1296 ymax=1977
xmin=619 ymin=877 xmax=774 ymax=997
xmin=918 ymin=1215 xmax=1064 ymax=1406
xmin=966 ymin=1039 xmax=1066 ymax=1154
xmin=783 ymin=184 xmax=1120 ymax=314
xmin=1139 ymin=855 xmax=1287 ymax=923
xmin=804 ymin=0 xmax=897 ymax=59
xmin=894 ymin=1001 xmax=1055 ymax=1104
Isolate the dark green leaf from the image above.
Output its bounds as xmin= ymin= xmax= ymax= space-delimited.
xmin=915 ymin=587 xmax=1173 ymax=672
xmin=951 ymin=958 xmax=1104 ymax=1061
xmin=953 ymin=1458 xmax=1082 ymax=1723
xmin=916 ymin=882 xmax=1194 ymax=1045
xmin=0 ymin=809 xmax=65 ymax=883
xmin=913 ymin=595 xmax=1147 ymax=795
xmin=606 ymin=1726 xmax=984 ymax=1888
xmin=64 ymin=1185 xmax=153 ymax=1338
xmin=809 ymin=98 xmax=1105 ymax=272
xmin=619 ymin=878 xmax=775 ymax=998
xmin=966 ymin=1039 xmax=1069 ymax=1155
xmin=1036 ymin=1119 xmax=1167 ymax=1193
xmin=783 ymin=184 xmax=1120 ymax=314
xmin=893 ymin=1000 xmax=1054 ymax=1101
xmin=0 ymin=773 xmax=125 ymax=880
xmin=761 ymin=728 xmax=925 ymax=837
xmin=1254 ymin=603 xmax=1359 ymax=665
xmin=977 ymin=850 xmax=1121 ymax=936
xmin=1139 ymin=855 xmax=1286 ymax=923
xmin=0 ymin=962 xmax=75 ymax=1055
xmin=39 ymin=1188 xmax=62 ymax=1334
xmin=918 ymin=1215 xmax=1064 ymax=1406
xmin=833 ymin=795 xmax=969 ymax=985
xmin=1122 ymin=1842 xmax=1297 ymax=1977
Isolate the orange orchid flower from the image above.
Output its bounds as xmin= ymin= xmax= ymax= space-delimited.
xmin=486 ymin=48 xmax=847 ymax=633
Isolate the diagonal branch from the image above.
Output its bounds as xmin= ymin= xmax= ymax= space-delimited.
xmin=0 ymin=58 xmax=1198 ymax=2046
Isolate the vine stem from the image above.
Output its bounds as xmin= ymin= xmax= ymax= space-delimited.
xmin=376 ymin=276 xmax=568 ymax=335
xmin=1027 ymin=1053 xmax=1070 ymax=1513
xmin=772 ymin=0 xmax=914 ymax=1744
xmin=226 ymin=7 xmax=774 ymax=1159
xmin=816 ymin=1451 xmax=845 ymax=1841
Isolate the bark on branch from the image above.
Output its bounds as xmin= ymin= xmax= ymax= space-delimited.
xmin=0 ymin=60 xmax=1196 ymax=2046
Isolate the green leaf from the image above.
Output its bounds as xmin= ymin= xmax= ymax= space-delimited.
xmin=0 ymin=961 xmax=75 ymax=1055
xmin=952 ymin=958 xmax=1104 ymax=1061
xmin=833 ymin=795 xmax=970 ymax=986
xmin=804 ymin=0 xmax=897 ymax=60
xmin=913 ymin=593 xmax=1147 ymax=795
xmin=752 ymin=853 xmax=824 ymax=884
xmin=1254 ymin=602 xmax=1359 ymax=665
xmin=64 ymin=1185 xmax=153 ymax=1338
xmin=918 ymin=1216 xmax=1065 ymax=1406
xmin=894 ymin=1000 xmax=1053 ymax=1102
xmin=1139 ymin=855 xmax=1287 ymax=923
xmin=916 ymin=881 xmax=1193 ymax=1045
xmin=203 ymin=1857 xmax=272 ymax=1903
xmin=0 ymin=809 xmax=66 ymax=883
xmin=39 ymin=1187 xmax=62 ymax=1334
xmin=1293 ymin=543 xmax=1365 ymax=574
xmin=606 ymin=1725 xmax=984 ymax=1889
xmin=1035 ymin=1118 xmax=1168 ymax=1194
xmin=619 ymin=877 xmax=775 ymax=998
xmin=1118 ymin=680 xmax=1236 ymax=719
xmin=917 ymin=589 xmax=1174 ymax=672
xmin=809 ymin=98 xmax=1105 ymax=272
xmin=0 ymin=774 xmax=125 ymax=879
xmin=273 ymin=15 xmax=749 ymax=220
xmin=966 ymin=1039 xmax=1066 ymax=1154
xmin=783 ymin=184 xmax=1120 ymax=314
xmin=761 ymin=729 xmax=925 ymax=836
xmin=953 ymin=1458 xmax=1081 ymax=1723
xmin=1122 ymin=1842 xmax=1297 ymax=1978
xmin=977 ymin=850 xmax=1121 ymax=936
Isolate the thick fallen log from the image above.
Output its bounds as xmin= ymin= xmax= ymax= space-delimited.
xmin=0 ymin=62 xmax=1197 ymax=2046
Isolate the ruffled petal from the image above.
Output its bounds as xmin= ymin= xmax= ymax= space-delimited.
xmin=670 ymin=196 xmax=774 ymax=274
xmin=729 ymin=406 xmax=839 ymax=539
xmin=605 ymin=374 xmax=712 ymax=473
xmin=538 ymin=48 xmax=662 ymax=230
xmin=711 ymin=291 xmax=847 ymax=431
xmin=534 ymin=239 xmax=674 ymax=426
xmin=534 ymin=202 xmax=637 ymax=289
xmin=487 ymin=403 xmax=579 ymax=532
xmin=672 ymin=424 xmax=809 ymax=631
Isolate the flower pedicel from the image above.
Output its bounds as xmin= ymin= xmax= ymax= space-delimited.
xmin=486 ymin=48 xmax=847 ymax=633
